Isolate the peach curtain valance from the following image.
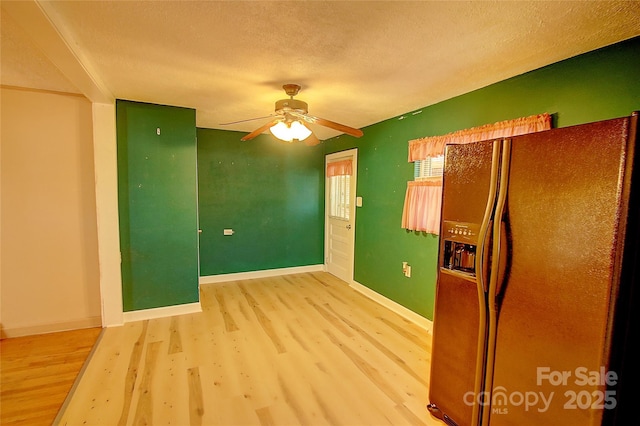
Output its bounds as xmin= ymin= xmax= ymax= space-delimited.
xmin=326 ymin=159 xmax=353 ymax=177
xmin=407 ymin=113 xmax=552 ymax=161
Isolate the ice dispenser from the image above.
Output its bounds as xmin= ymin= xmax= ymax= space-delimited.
xmin=441 ymin=221 xmax=480 ymax=276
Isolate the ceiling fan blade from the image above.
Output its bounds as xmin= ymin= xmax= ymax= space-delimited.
xmin=299 ymin=121 xmax=321 ymax=146
xmin=219 ymin=114 xmax=276 ymax=125
xmin=241 ymin=119 xmax=280 ymax=141
xmin=304 ymin=133 xmax=321 ymax=146
xmin=291 ymin=112 xmax=363 ymax=138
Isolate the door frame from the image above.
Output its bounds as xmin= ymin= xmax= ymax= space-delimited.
xmin=324 ymin=148 xmax=358 ymax=283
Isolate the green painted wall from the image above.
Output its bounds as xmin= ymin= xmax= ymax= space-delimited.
xmin=323 ymin=36 xmax=640 ymax=320
xmin=116 ymin=37 xmax=639 ymax=318
xmin=197 ymin=129 xmax=324 ymax=275
xmin=117 ymin=100 xmax=199 ymax=311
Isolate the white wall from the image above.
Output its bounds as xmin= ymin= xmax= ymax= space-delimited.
xmin=1 ymin=86 xmax=102 ymax=337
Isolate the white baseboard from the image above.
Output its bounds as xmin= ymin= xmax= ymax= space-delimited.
xmin=350 ymin=280 xmax=433 ymax=333
xmin=1 ymin=316 xmax=103 ymax=339
xmin=199 ymin=264 xmax=325 ymax=285
xmin=123 ymin=302 xmax=202 ymax=323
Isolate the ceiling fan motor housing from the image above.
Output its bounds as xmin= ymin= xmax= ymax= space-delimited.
xmin=275 ymin=98 xmax=308 ymax=114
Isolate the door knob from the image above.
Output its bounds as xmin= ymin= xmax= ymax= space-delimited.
xmin=346 ymin=224 xmax=352 ymax=230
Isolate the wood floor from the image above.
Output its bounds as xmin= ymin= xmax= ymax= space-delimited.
xmin=56 ymin=272 xmax=444 ymax=425
xmin=1 ymin=326 xmax=102 ymax=425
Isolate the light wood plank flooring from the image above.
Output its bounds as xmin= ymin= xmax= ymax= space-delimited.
xmin=1 ymin=327 xmax=102 ymax=425
xmin=57 ymin=272 xmax=444 ymax=425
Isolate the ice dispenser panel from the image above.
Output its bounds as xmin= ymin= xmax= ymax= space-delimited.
xmin=443 ymin=241 xmax=477 ymax=273
xmin=442 ymin=221 xmax=480 ymax=275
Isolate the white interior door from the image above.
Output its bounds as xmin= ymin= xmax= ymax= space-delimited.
xmin=325 ymin=149 xmax=357 ymax=283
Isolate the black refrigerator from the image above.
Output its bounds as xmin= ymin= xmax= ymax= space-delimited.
xmin=427 ymin=113 xmax=639 ymax=426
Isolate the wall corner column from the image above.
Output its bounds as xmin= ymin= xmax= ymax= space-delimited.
xmin=92 ymin=102 xmax=123 ymax=327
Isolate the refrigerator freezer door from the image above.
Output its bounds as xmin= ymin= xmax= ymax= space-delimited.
xmin=489 ymin=117 xmax=632 ymax=425
xmin=429 ymin=272 xmax=482 ymax=425
xmin=440 ymin=141 xmax=500 ymax=225
xmin=429 ymin=140 xmax=498 ymax=426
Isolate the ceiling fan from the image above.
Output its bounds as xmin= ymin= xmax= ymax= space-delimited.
xmin=220 ymin=84 xmax=363 ymax=146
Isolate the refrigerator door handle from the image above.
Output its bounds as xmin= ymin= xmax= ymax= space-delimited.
xmin=476 ymin=140 xmax=502 ymax=294
xmin=494 ymin=220 xmax=510 ymax=300
xmin=470 ymin=140 xmax=502 ymax=426
xmin=481 ymin=138 xmax=512 ymax=426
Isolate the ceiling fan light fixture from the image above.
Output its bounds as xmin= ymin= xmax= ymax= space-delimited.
xmin=230 ymin=84 xmax=362 ymax=143
xmin=269 ymin=120 xmax=312 ymax=142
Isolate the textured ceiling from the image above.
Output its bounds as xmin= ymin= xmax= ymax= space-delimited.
xmin=2 ymin=1 xmax=640 ymax=140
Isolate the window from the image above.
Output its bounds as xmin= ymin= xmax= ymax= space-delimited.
xmin=328 ymin=174 xmax=350 ymax=220
xmin=402 ymin=155 xmax=444 ymax=234
xmin=414 ymin=155 xmax=444 ymax=180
